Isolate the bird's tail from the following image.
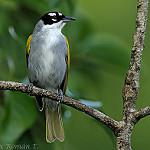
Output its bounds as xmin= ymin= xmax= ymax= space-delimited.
xmin=44 ymin=98 xmax=64 ymax=143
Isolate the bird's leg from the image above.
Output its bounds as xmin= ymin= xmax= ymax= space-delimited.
xmin=57 ymin=89 xmax=64 ymax=103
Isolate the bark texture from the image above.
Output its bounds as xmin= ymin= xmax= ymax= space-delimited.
xmin=0 ymin=0 xmax=149 ymax=149
xmin=119 ymin=0 xmax=149 ymax=149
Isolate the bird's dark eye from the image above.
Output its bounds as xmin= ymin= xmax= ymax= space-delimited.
xmin=52 ymin=16 xmax=57 ymax=20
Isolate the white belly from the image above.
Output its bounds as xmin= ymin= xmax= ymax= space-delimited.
xmin=28 ymin=31 xmax=67 ymax=90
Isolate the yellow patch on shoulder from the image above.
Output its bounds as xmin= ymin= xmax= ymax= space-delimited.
xmin=26 ymin=34 xmax=32 ymax=55
xmin=65 ymin=37 xmax=70 ymax=68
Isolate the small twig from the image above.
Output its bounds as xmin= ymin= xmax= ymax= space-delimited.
xmin=134 ymin=106 xmax=150 ymax=121
xmin=0 ymin=81 xmax=120 ymax=131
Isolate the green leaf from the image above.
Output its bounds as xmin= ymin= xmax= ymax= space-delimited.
xmin=0 ymin=92 xmax=37 ymax=144
xmin=72 ymin=34 xmax=129 ymax=76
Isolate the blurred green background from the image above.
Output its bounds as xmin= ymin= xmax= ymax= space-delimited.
xmin=0 ymin=0 xmax=150 ymax=149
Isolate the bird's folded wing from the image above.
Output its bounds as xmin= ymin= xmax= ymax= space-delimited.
xmin=60 ymin=37 xmax=70 ymax=94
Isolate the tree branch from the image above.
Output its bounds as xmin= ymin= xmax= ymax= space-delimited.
xmin=122 ymin=0 xmax=149 ymax=120
xmin=0 ymin=81 xmax=120 ymax=132
xmin=117 ymin=0 xmax=149 ymax=149
xmin=0 ymin=0 xmax=149 ymax=149
xmin=134 ymin=106 xmax=150 ymax=121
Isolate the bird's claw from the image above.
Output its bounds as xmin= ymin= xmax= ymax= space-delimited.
xmin=57 ymin=89 xmax=64 ymax=103
xmin=27 ymin=83 xmax=33 ymax=92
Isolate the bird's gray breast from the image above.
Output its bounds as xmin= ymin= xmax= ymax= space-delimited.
xmin=28 ymin=30 xmax=67 ymax=90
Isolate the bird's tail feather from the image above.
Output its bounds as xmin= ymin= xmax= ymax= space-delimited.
xmin=45 ymin=98 xmax=64 ymax=143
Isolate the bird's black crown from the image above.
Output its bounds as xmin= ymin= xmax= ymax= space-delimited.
xmin=41 ymin=11 xmax=65 ymax=25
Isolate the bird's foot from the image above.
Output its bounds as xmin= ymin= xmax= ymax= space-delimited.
xmin=27 ymin=83 xmax=34 ymax=92
xmin=57 ymin=89 xmax=64 ymax=103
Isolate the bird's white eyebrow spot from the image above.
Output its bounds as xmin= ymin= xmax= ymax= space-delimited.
xmin=48 ymin=13 xmax=56 ymax=16
xmin=58 ymin=12 xmax=62 ymax=16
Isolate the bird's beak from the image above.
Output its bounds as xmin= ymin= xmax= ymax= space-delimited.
xmin=62 ymin=16 xmax=76 ymax=22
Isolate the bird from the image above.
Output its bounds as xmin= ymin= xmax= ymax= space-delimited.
xmin=25 ymin=11 xmax=75 ymax=143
